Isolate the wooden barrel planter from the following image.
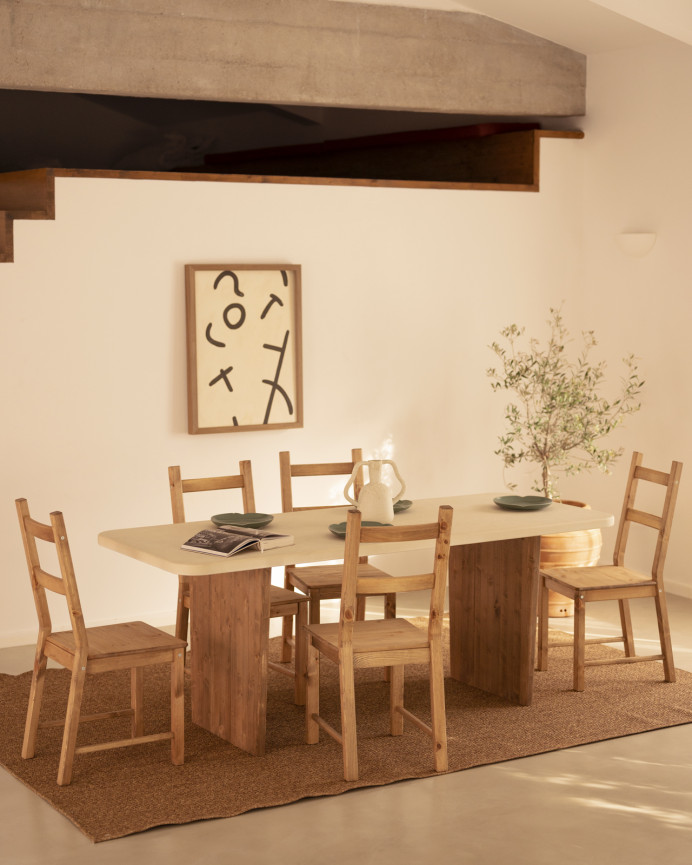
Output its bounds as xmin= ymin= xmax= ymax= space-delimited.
xmin=539 ymin=500 xmax=603 ymax=617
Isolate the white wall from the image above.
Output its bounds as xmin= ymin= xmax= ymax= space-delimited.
xmin=565 ymin=37 xmax=692 ymax=600
xmin=7 ymin=26 xmax=692 ymax=648
xmin=0 ymin=142 xmax=582 ymax=646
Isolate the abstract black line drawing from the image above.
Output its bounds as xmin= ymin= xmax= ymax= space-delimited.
xmin=209 ymin=366 xmax=234 ymax=392
xmin=260 ymin=293 xmax=284 ymax=319
xmin=222 ymin=303 xmax=246 ymax=330
xmin=205 ymin=323 xmax=225 ymax=347
xmin=214 ymin=270 xmax=244 ymax=297
xmin=262 ymin=331 xmax=294 ymax=423
xmin=185 ymin=264 xmax=303 ymax=434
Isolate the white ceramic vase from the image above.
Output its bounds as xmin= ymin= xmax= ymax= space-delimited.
xmin=344 ymin=459 xmax=406 ymax=523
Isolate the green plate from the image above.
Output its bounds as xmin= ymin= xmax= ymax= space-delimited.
xmin=393 ymin=499 xmax=413 ymax=513
xmin=493 ymin=496 xmax=552 ymax=511
xmin=211 ymin=512 xmax=274 ymax=528
xmin=328 ymin=521 xmax=391 ymax=538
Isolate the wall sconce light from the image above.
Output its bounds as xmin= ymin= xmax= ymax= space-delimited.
xmin=616 ymin=232 xmax=657 ymax=257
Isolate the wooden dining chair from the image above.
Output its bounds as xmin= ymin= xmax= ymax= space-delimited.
xmin=279 ymin=449 xmax=397 ymax=667
xmin=537 ymin=452 xmax=683 ymax=691
xmin=17 ymin=498 xmax=186 ymax=786
xmin=305 ymin=505 xmax=453 ymax=781
xmin=168 ymin=462 xmax=309 ymax=704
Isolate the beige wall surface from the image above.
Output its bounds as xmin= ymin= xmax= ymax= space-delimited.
xmin=3 ymin=35 xmax=692 ymax=647
xmin=1 ymin=141 xmax=582 ymax=646
xmin=562 ymin=38 xmax=692 ymax=602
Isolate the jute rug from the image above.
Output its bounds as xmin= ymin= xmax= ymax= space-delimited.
xmin=2 ymin=622 xmax=692 ymax=843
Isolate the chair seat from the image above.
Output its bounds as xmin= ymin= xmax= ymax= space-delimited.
xmin=287 ymin=562 xmax=392 ymax=593
xmin=541 ymin=564 xmax=654 ymax=593
xmin=270 ymin=585 xmax=309 ymax=608
xmin=307 ymin=617 xmax=429 ymax=655
xmin=48 ymin=621 xmax=187 ymax=659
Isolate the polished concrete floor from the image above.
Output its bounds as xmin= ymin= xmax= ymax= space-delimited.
xmin=2 ymin=594 xmax=692 ymax=865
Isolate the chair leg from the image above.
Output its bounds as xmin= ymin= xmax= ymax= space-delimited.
xmin=536 ymin=578 xmax=549 ymax=671
xmin=389 ymin=665 xmax=404 ymax=736
xmin=22 ymin=646 xmax=48 ymax=759
xmin=131 ymin=667 xmax=144 ymax=737
xmin=308 ymin=594 xmax=321 ymax=625
xmin=355 ymin=596 xmax=366 ymax=620
xmin=281 ymin=578 xmax=296 ymax=663
xmin=293 ymin=603 xmax=307 ymax=706
xmin=171 ymin=649 xmax=185 ymax=765
xmin=57 ymin=661 xmax=87 ymax=786
xmin=573 ymin=595 xmax=586 ymax=692
xmin=176 ymin=579 xmax=190 ymax=670
xmin=654 ymin=590 xmax=676 ymax=683
xmin=281 ymin=615 xmax=293 ymax=664
xmin=175 ymin=578 xmax=189 ymax=643
xmin=619 ymin=599 xmax=635 ymax=656
xmin=429 ymin=645 xmax=448 ymax=773
xmin=339 ymin=648 xmax=359 ymax=782
xmin=305 ymin=641 xmax=320 ymax=745
xmin=381 ymin=593 xmax=397 ymax=684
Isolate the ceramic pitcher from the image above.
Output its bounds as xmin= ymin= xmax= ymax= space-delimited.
xmin=343 ymin=459 xmax=406 ymax=523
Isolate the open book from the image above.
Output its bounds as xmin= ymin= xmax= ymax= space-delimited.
xmin=181 ymin=524 xmax=294 ymax=557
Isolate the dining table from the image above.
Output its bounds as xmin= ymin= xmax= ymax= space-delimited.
xmin=98 ymin=493 xmax=613 ymax=756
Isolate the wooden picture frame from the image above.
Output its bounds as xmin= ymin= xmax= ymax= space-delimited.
xmin=185 ymin=264 xmax=303 ymax=434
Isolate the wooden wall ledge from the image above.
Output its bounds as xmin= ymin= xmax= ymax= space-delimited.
xmin=0 ymin=129 xmax=583 ymax=263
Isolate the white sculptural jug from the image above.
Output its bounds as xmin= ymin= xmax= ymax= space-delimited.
xmin=343 ymin=459 xmax=406 ymax=523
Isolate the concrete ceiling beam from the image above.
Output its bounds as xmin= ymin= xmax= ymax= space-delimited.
xmin=1 ymin=0 xmax=585 ymax=117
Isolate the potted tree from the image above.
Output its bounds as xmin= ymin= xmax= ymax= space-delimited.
xmin=487 ymin=306 xmax=644 ymax=615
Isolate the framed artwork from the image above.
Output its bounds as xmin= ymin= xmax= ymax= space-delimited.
xmin=185 ymin=264 xmax=303 ymax=434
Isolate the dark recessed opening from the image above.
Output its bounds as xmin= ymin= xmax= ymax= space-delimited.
xmin=1 ymin=88 xmax=578 ymax=181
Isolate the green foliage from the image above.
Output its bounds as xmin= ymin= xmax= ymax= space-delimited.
xmin=487 ymin=307 xmax=644 ymax=499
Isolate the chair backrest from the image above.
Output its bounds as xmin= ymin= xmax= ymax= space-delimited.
xmin=613 ymin=451 xmax=683 ymax=582
xmin=340 ymin=506 xmax=453 ymax=646
xmin=16 ymin=498 xmax=88 ymax=650
xmin=279 ymin=448 xmax=364 ymax=512
xmin=168 ymin=461 xmax=256 ymax=523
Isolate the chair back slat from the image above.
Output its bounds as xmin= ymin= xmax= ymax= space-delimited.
xmin=635 ymin=466 xmax=670 ymax=485
xmin=613 ymin=452 xmax=683 ymax=583
xmin=340 ymin=506 xmax=452 ymax=647
xmin=169 ymin=460 xmax=256 ymax=523
xmin=360 ymin=522 xmax=440 ymax=543
xmin=291 ymin=461 xmax=356 ymax=478
xmin=625 ymin=508 xmax=662 ymax=531
xmin=16 ymin=499 xmax=89 ymax=650
xmin=357 ymin=573 xmax=434 ymax=596
xmin=26 ymin=516 xmax=55 ymax=543
xmin=182 ymin=475 xmax=246 ymax=493
xmin=280 ymin=449 xmax=363 ymax=513
xmin=35 ymin=568 xmax=67 ymax=595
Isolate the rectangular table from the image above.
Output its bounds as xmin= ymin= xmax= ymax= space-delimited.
xmin=98 ymin=494 xmax=613 ymax=754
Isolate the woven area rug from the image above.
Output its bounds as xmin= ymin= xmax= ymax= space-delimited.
xmin=2 ymin=622 xmax=692 ymax=843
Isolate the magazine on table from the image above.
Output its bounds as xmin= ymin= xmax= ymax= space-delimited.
xmin=181 ymin=524 xmax=294 ymax=557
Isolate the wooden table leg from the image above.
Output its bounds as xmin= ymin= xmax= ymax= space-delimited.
xmin=189 ymin=568 xmax=271 ymax=755
xmin=448 ymin=536 xmax=540 ymax=706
